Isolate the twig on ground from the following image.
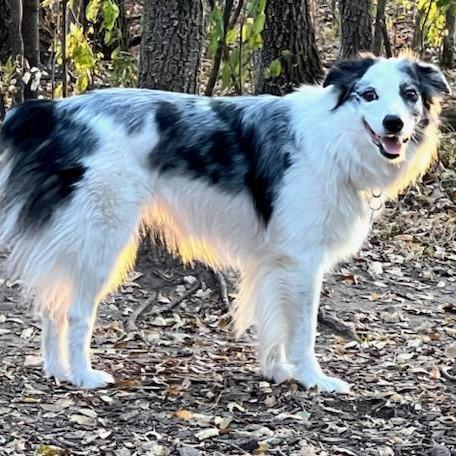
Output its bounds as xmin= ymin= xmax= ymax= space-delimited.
xmin=440 ymin=366 xmax=456 ymax=382
xmin=215 ymin=271 xmax=230 ymax=310
xmin=126 ymin=291 xmax=158 ymax=332
xmin=127 ymin=280 xmax=200 ymax=333
xmin=212 ymin=439 xmax=249 ymax=455
xmin=164 ymin=280 xmax=201 ymax=313
xmin=318 ymin=309 xmax=359 ymax=340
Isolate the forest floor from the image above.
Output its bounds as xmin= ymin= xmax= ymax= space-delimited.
xmin=0 ymin=142 xmax=455 ymax=456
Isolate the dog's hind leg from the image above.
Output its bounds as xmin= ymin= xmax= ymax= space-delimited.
xmin=66 ymin=236 xmax=139 ymax=389
xmin=237 ymin=258 xmax=296 ymax=384
xmin=41 ymin=311 xmax=69 ymax=382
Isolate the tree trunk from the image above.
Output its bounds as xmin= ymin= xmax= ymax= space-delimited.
xmin=442 ymin=9 xmax=455 ymax=68
xmin=339 ymin=0 xmax=373 ymax=58
xmin=8 ymin=0 xmax=24 ymax=104
xmin=412 ymin=9 xmax=421 ymax=51
xmin=373 ymin=0 xmax=387 ymax=56
xmin=138 ymin=0 xmax=205 ymax=94
xmin=22 ymin=0 xmax=40 ymax=66
xmin=8 ymin=0 xmax=24 ymax=57
xmin=22 ymin=0 xmax=40 ymax=99
xmin=0 ymin=0 xmax=11 ymax=63
xmin=255 ymin=0 xmax=323 ymax=96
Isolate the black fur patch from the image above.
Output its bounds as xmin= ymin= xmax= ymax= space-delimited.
xmin=150 ymin=98 xmax=293 ymax=225
xmin=323 ymin=57 xmax=377 ymax=108
xmin=0 ymin=100 xmax=98 ymax=229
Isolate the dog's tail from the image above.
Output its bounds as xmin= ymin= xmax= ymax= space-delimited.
xmin=0 ymin=100 xmax=76 ymax=316
xmin=0 ymin=100 xmax=56 ymax=244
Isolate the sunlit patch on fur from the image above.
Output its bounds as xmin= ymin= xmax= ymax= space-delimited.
xmin=99 ymin=238 xmax=139 ymax=300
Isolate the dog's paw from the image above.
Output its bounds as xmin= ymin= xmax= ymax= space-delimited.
xmin=297 ymin=370 xmax=351 ymax=394
xmin=70 ymin=369 xmax=115 ymax=389
xmin=43 ymin=363 xmax=70 ymax=384
xmin=270 ymin=362 xmax=296 ymax=384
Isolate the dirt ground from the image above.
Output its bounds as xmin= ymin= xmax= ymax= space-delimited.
xmin=0 ymin=131 xmax=455 ymax=456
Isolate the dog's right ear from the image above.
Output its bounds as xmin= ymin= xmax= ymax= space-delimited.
xmin=323 ymin=55 xmax=378 ymax=108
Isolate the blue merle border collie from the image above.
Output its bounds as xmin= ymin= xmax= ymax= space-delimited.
xmin=0 ymin=55 xmax=450 ymax=392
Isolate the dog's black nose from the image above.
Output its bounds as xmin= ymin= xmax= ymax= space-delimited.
xmin=383 ymin=115 xmax=404 ymax=134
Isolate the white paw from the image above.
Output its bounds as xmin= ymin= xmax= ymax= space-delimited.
xmin=298 ymin=372 xmax=351 ymax=394
xmin=70 ymin=369 xmax=115 ymax=389
xmin=43 ymin=363 xmax=70 ymax=383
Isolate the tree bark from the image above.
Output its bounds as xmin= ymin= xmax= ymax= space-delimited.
xmin=0 ymin=0 xmax=11 ymax=63
xmin=255 ymin=0 xmax=323 ymax=96
xmin=8 ymin=0 xmax=24 ymax=57
xmin=139 ymin=0 xmax=205 ymax=94
xmin=22 ymin=0 xmax=40 ymax=66
xmin=339 ymin=0 xmax=373 ymax=58
xmin=442 ymin=9 xmax=455 ymax=68
xmin=373 ymin=0 xmax=387 ymax=56
xmin=7 ymin=0 xmax=24 ymax=104
xmin=412 ymin=9 xmax=421 ymax=51
xmin=22 ymin=0 xmax=40 ymax=99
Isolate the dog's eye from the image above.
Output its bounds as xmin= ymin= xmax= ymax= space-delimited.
xmin=405 ymin=89 xmax=419 ymax=103
xmin=361 ymin=90 xmax=378 ymax=102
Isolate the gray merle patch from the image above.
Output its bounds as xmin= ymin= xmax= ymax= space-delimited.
xmin=0 ymin=99 xmax=98 ymax=229
xmin=150 ymin=97 xmax=293 ymax=225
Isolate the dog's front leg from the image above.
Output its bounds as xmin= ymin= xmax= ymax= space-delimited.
xmin=285 ymin=257 xmax=351 ymax=394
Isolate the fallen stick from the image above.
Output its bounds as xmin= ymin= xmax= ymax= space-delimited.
xmin=126 ymin=280 xmax=201 ymax=332
xmin=127 ymin=291 xmax=158 ymax=332
xmin=215 ymin=271 xmax=230 ymax=310
xmin=163 ymin=280 xmax=201 ymax=313
xmin=440 ymin=366 xmax=456 ymax=382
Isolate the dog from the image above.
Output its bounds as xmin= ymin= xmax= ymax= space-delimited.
xmin=0 ymin=55 xmax=450 ymax=392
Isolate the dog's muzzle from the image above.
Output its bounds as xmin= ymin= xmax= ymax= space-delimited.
xmin=363 ymin=119 xmax=408 ymax=160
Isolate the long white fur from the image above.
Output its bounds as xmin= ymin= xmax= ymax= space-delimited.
xmin=0 ymin=57 xmax=444 ymax=392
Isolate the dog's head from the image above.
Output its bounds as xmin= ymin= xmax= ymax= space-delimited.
xmin=323 ymin=55 xmax=451 ymax=162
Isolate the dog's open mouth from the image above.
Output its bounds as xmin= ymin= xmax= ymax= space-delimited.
xmin=363 ymin=119 xmax=407 ymax=160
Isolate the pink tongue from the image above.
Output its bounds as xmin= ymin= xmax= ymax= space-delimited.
xmin=381 ymin=137 xmax=402 ymax=156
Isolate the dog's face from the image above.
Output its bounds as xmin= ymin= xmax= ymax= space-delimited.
xmin=323 ymin=56 xmax=451 ymax=162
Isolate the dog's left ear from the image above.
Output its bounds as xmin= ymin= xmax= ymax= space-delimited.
xmin=414 ymin=62 xmax=451 ymax=97
xmin=323 ymin=55 xmax=378 ymax=108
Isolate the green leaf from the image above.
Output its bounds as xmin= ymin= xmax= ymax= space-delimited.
xmin=208 ymin=6 xmax=224 ymax=55
xmin=268 ymin=59 xmax=282 ymax=77
xmin=253 ymin=12 xmax=265 ymax=34
xmin=53 ymin=83 xmax=63 ymax=99
xmin=41 ymin=0 xmax=56 ymax=7
xmin=4 ymin=56 xmax=14 ymax=74
xmin=229 ymin=48 xmax=241 ymax=73
xmin=241 ymin=18 xmax=253 ymax=41
xmin=102 ymin=0 xmax=119 ymax=31
xmin=221 ymin=63 xmax=231 ymax=89
xmin=257 ymin=0 xmax=266 ymax=13
xmin=111 ymin=47 xmax=120 ymax=59
xmin=86 ymin=0 xmax=101 ymax=22
xmin=76 ymin=72 xmax=89 ymax=92
xmin=226 ymin=28 xmax=237 ymax=46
